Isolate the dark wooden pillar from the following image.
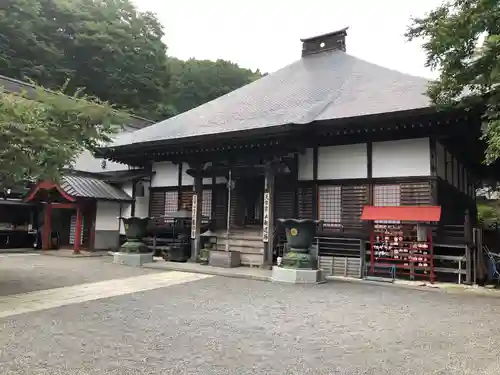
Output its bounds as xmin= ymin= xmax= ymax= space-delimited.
xmin=211 ymin=173 xmax=217 ymax=223
xmin=131 ymin=179 xmax=137 ymax=217
xmin=189 ymin=163 xmax=204 ymax=262
xmin=74 ymin=204 xmax=83 ymax=254
xmin=42 ymin=204 xmax=52 ymax=250
xmin=293 ymin=154 xmax=299 ymax=217
xmin=263 ymin=161 xmax=275 ymax=268
xmin=312 ymin=147 xmax=319 ymax=220
xmin=366 ymin=141 xmax=373 ymax=205
xmin=177 ymin=163 xmax=183 ymax=210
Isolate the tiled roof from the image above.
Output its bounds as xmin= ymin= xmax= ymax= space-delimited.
xmin=111 ymin=50 xmax=430 ymax=148
xmin=61 ymin=175 xmax=131 ymax=201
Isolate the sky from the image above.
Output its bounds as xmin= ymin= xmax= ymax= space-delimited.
xmin=131 ymin=0 xmax=444 ymax=79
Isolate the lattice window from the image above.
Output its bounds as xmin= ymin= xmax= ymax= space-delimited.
xmin=374 ymin=184 xmax=400 ymax=206
xmin=164 ymin=191 xmax=179 ymax=215
xmin=374 ymin=184 xmax=400 ymax=224
xmin=202 ymin=189 xmax=212 ymax=219
xmin=318 ymin=185 xmax=341 ymax=228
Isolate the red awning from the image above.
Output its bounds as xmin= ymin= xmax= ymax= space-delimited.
xmin=360 ymin=206 xmax=441 ymax=222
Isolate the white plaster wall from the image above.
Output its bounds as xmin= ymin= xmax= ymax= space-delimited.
xmin=436 ymin=142 xmax=446 ymax=179
xmin=372 ymin=138 xmax=430 ymax=178
xmin=318 ymin=144 xmax=367 ymax=180
xmin=151 ymin=162 xmax=178 ymax=187
xmin=298 ymin=148 xmax=314 ymax=181
xmin=153 ymin=162 xmax=225 ymax=187
xmin=95 ymin=201 xmax=121 ymax=231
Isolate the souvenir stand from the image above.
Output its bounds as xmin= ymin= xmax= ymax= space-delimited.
xmin=360 ymin=206 xmax=442 ymax=283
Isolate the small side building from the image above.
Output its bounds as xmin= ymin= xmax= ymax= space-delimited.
xmin=0 ymin=73 xmax=154 ymax=251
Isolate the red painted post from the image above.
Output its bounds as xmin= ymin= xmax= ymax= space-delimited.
xmin=43 ymin=204 xmax=52 ymax=250
xmin=74 ymin=205 xmax=82 ymax=254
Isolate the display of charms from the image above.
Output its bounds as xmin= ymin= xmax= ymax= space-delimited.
xmin=373 ymin=227 xmax=431 ymax=270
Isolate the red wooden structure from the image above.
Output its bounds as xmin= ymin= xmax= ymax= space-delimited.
xmin=25 ymin=181 xmax=84 ymax=253
xmin=361 ymin=206 xmax=441 ymax=283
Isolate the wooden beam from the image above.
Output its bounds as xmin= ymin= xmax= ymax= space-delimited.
xmin=42 ymin=204 xmax=52 ymax=250
xmin=74 ymin=205 xmax=83 ymax=254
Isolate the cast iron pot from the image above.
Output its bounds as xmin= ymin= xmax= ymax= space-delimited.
xmin=277 ymin=218 xmax=323 ymax=252
xmin=121 ymin=217 xmax=150 ymax=241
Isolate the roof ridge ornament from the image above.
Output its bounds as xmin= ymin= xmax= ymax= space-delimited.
xmin=301 ymin=27 xmax=348 ymax=57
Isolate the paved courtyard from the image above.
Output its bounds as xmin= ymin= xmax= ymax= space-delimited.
xmin=0 ymin=255 xmax=500 ymax=374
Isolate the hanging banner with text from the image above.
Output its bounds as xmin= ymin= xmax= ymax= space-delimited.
xmin=262 ymin=192 xmax=270 ymax=243
xmin=191 ymin=194 xmax=198 ymax=239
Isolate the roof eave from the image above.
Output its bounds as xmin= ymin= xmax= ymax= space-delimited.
xmin=97 ymin=106 xmax=436 ymax=160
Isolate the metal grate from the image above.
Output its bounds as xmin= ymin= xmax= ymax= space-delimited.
xmin=319 ymin=185 xmax=341 ymax=228
xmin=202 ymin=189 xmax=212 ymax=219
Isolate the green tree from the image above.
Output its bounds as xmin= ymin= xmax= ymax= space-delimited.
xmin=406 ymin=0 xmax=500 ymax=162
xmin=167 ymin=57 xmax=263 ymax=115
xmin=0 ymin=0 xmax=169 ymax=119
xmin=0 ymin=85 xmax=127 ymax=189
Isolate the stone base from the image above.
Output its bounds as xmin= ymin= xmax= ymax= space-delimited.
xmin=120 ymin=240 xmax=149 ymax=253
xmin=209 ymin=250 xmax=241 ymax=268
xmin=271 ymin=266 xmax=325 ymax=284
xmin=113 ymin=252 xmax=153 ymax=267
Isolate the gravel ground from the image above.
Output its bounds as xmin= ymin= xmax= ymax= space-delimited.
xmin=1 ymin=276 xmax=500 ymax=375
xmin=0 ymin=254 xmax=160 ymax=296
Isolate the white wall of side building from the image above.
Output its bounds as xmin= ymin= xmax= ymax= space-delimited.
xmin=94 ymin=200 xmax=122 ymax=250
xmin=372 ymin=138 xmax=431 ymax=178
xmin=95 ymin=201 xmax=121 ymax=231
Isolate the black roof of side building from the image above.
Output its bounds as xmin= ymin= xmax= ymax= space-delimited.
xmin=109 ymin=28 xmax=431 ymax=150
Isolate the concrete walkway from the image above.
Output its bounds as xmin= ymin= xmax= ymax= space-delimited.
xmin=142 ymin=260 xmax=500 ymax=298
xmin=142 ymin=260 xmax=272 ymax=281
xmin=0 ymin=271 xmax=213 ymax=319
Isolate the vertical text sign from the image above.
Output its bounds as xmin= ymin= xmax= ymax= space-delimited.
xmin=191 ymin=194 xmax=198 ymax=239
xmin=262 ymin=192 xmax=270 ymax=242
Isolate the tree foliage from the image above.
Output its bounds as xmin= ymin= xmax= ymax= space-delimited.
xmin=0 ymin=0 xmax=264 ymax=187
xmin=406 ymin=0 xmax=500 ymax=163
xmin=0 ymin=0 xmax=264 ymax=120
xmin=0 ymin=86 xmax=127 ymax=189
xmin=167 ymin=58 xmax=263 ymax=116
xmin=0 ymin=0 xmax=170 ymax=119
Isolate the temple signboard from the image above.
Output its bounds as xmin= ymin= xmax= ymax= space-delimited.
xmin=262 ymin=192 xmax=270 ymax=242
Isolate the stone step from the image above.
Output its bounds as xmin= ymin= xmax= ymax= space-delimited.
xmin=216 ymin=237 xmax=263 ymax=247
xmin=216 ymin=232 xmax=262 ymax=241
xmin=240 ymin=253 xmax=264 ymax=267
xmin=216 ymin=244 xmax=263 ymax=254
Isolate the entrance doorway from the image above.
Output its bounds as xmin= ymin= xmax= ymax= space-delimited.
xmin=234 ymin=176 xmax=264 ymax=227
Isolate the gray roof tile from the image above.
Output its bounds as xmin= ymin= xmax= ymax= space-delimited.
xmin=61 ymin=175 xmax=131 ymax=201
xmin=112 ymin=51 xmax=431 ymax=147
